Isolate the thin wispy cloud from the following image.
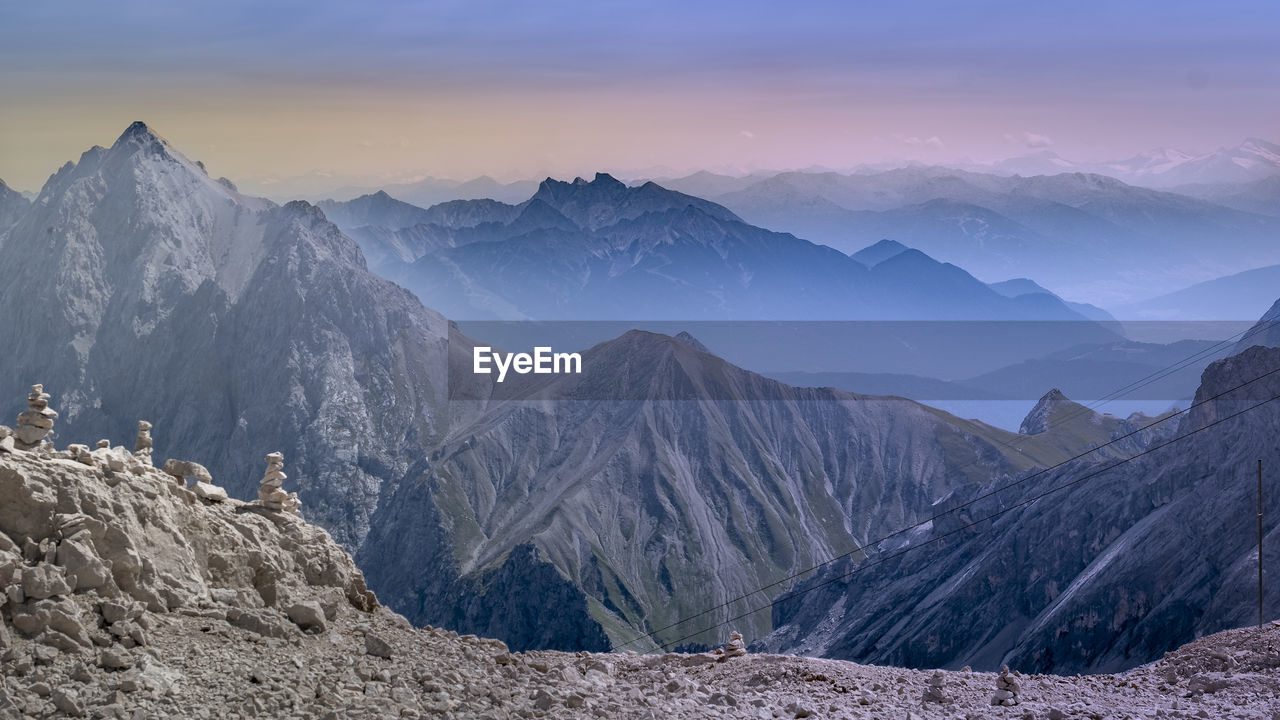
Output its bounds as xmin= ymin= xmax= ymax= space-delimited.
xmin=1005 ymin=131 xmax=1054 ymax=149
xmin=895 ymin=134 xmax=944 ymax=150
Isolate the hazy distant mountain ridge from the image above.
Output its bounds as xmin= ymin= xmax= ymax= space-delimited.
xmin=695 ymin=165 xmax=1278 ymax=302
xmin=322 ymin=175 xmax=1100 ymax=322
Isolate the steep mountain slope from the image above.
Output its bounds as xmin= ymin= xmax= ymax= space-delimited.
xmin=0 ymin=179 xmax=29 ymax=233
xmin=0 ymin=122 xmax=452 ymax=549
xmin=359 ymin=330 xmax=1155 ymax=650
xmin=761 ymin=340 xmax=1280 ymax=673
xmin=1234 ymin=298 xmax=1280 ymax=354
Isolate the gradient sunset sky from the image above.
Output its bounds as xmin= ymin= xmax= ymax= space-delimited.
xmin=2 ymin=0 xmax=1277 ymax=196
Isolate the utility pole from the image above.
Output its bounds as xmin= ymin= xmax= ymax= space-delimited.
xmin=1260 ymin=458 xmax=1264 ymax=629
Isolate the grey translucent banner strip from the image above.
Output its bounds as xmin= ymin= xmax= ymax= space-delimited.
xmin=446 ymin=321 xmax=1259 ymax=402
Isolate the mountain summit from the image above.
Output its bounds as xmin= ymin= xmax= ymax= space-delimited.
xmin=529 ymin=172 xmax=740 ymax=230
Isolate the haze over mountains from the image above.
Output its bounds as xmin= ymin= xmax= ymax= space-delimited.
xmin=317 ymin=175 xmax=1104 ymax=323
xmin=658 ymin=166 xmax=1279 ymax=305
xmin=3 ymin=122 xmax=1278 ymax=676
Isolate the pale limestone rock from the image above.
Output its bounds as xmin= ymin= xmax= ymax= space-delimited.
xmin=258 ymin=452 xmax=301 ymax=514
xmin=191 ymin=482 xmax=228 ymax=502
xmin=15 ymin=384 xmax=57 ymax=450
xmin=366 ymin=632 xmax=393 ymax=659
xmin=21 ymin=564 xmax=73 ymax=600
xmin=67 ymin=444 xmax=94 ymax=466
xmin=991 ymin=665 xmax=1021 ymax=706
xmin=922 ymin=670 xmax=949 ymax=703
xmin=717 ymin=631 xmax=746 ymax=660
xmin=134 ymin=420 xmax=153 ymax=460
xmin=162 ymin=458 xmax=213 ymax=484
xmin=286 ymin=600 xmax=327 ymax=632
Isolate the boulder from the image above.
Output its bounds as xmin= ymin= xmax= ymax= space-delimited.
xmin=56 ymin=539 xmax=111 ymax=591
xmin=191 ymin=481 xmax=229 ymax=502
xmin=97 ymin=648 xmax=134 ymax=670
xmin=366 ymin=633 xmax=393 ymax=659
xmin=227 ymin=608 xmax=297 ymax=639
xmin=21 ymin=564 xmax=73 ymax=600
xmin=286 ymin=600 xmax=327 ymax=632
xmin=162 ymin=459 xmax=212 ymax=484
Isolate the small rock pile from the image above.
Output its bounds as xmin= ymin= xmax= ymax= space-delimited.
xmin=258 ymin=451 xmax=301 ymax=514
xmin=922 ymin=670 xmax=949 ymax=703
xmin=133 ymin=420 xmax=153 ymax=463
xmin=162 ymin=458 xmax=228 ymax=502
xmin=67 ymin=443 xmax=94 ymax=465
xmin=717 ymin=631 xmax=747 ymax=660
xmin=14 ymin=384 xmax=57 ymax=449
xmin=991 ymin=665 xmax=1021 ymax=706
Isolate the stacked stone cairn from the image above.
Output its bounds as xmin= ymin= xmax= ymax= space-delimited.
xmin=134 ymin=420 xmax=153 ymax=464
xmin=922 ymin=671 xmax=949 ymax=703
xmin=14 ymin=384 xmax=57 ymax=450
xmin=991 ymin=665 xmax=1021 ymax=706
xmin=258 ymin=451 xmax=302 ymax=514
xmin=716 ymin=631 xmax=747 ymax=661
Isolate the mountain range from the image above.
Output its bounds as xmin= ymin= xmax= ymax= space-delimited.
xmin=662 ymin=166 xmax=1279 ymax=304
xmin=2 ymin=121 xmax=1275 ymax=674
xmin=949 ymin=138 xmax=1280 ymax=188
xmin=317 ymin=176 xmax=1105 ymax=324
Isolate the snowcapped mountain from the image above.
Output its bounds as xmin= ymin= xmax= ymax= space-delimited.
xmin=1146 ymin=138 xmax=1280 ymax=187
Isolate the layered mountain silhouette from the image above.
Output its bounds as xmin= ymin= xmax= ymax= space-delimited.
xmin=318 ymin=178 xmax=1100 ymax=322
xmin=658 ymin=165 xmax=1279 ymax=303
xmin=1115 ymin=264 xmax=1280 ymax=321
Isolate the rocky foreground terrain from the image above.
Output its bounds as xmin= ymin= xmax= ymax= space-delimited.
xmin=2 ymin=432 xmax=1279 ymax=718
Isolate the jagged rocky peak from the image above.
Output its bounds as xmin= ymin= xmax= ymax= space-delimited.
xmin=530 ymin=171 xmax=740 ymax=231
xmin=1019 ymin=388 xmax=1075 ymax=435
